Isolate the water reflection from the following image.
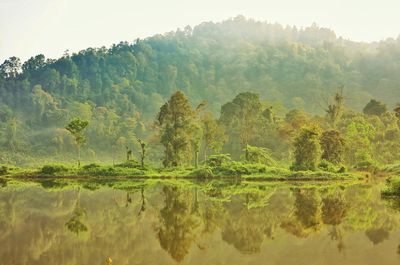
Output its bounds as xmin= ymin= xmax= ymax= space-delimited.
xmin=157 ymin=186 xmax=201 ymax=262
xmin=65 ymin=189 xmax=88 ymax=235
xmin=1 ymin=180 xmax=400 ymax=264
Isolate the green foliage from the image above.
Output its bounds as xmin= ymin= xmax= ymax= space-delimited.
xmin=115 ymin=160 xmax=141 ymax=169
xmin=363 ymin=99 xmax=387 ymax=116
xmin=65 ymin=117 xmax=89 ymax=166
xmin=41 ymin=164 xmax=69 ymax=175
xmin=318 ymin=160 xmax=346 ymax=173
xmin=220 ymin=92 xmax=263 ymax=158
xmin=157 ymin=91 xmax=198 ymax=167
xmin=382 ymin=177 xmax=400 ymax=196
xmin=65 ymin=118 xmax=89 ymax=146
xmin=81 ymin=163 xmax=101 ymax=170
xmin=292 ymin=127 xmax=321 ymax=171
xmin=0 ymin=165 xmax=8 ymax=175
xmin=189 ymin=166 xmax=214 ymax=179
xmin=1 ymin=17 xmax=400 ymax=172
xmin=205 ymin=154 xmax=232 ymax=167
xmin=343 ymin=115 xmax=376 ymax=166
xmin=244 ymin=145 xmax=276 ymax=166
xmin=320 ymin=130 xmax=345 ymax=164
xmin=212 ymin=161 xmax=269 ymax=177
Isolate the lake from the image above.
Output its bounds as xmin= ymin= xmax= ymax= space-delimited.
xmin=0 ymin=178 xmax=400 ymax=265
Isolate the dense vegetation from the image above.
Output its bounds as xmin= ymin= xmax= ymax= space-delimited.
xmin=1 ymin=16 xmax=400 ymax=172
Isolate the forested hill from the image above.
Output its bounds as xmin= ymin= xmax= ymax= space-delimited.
xmin=1 ymin=16 xmax=400 ymax=163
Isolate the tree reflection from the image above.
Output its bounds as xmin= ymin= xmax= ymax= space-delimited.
xmin=221 ymin=212 xmax=265 ymax=254
xmin=220 ymin=189 xmax=278 ymax=254
xmin=322 ymin=191 xmax=348 ymax=252
xmin=138 ymin=186 xmax=146 ymax=216
xmin=65 ymin=189 xmax=88 ymax=235
xmin=365 ymin=228 xmax=389 ymax=245
xmin=281 ymin=189 xmax=322 ymax=238
xmin=322 ymin=192 xmax=347 ymax=226
xmin=202 ymin=201 xmax=225 ymax=234
xmin=156 ymin=186 xmax=200 ymax=262
xmin=0 ymin=178 xmax=7 ymax=188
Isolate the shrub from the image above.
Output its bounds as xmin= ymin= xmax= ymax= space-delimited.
xmin=206 ymin=154 xmax=232 ymax=167
xmin=292 ymin=127 xmax=321 ymax=171
xmin=354 ymin=159 xmax=378 ymax=172
xmin=0 ymin=166 xmax=8 ymax=175
xmin=318 ymin=160 xmax=346 ymax=173
xmin=115 ymin=160 xmax=141 ymax=169
xmin=189 ymin=167 xmax=214 ymax=179
xmin=244 ymin=145 xmax=276 ymax=166
xmin=41 ymin=164 xmax=69 ymax=175
xmin=213 ymin=162 xmax=267 ymax=176
xmin=82 ymin=163 xmax=100 ymax=170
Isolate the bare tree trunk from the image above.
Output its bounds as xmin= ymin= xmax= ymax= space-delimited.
xmin=195 ymin=150 xmax=199 ymax=168
xmin=77 ymin=145 xmax=81 ymax=168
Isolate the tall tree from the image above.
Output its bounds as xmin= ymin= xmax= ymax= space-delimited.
xmin=292 ymin=127 xmax=321 ymax=171
xmin=325 ymin=87 xmax=345 ymax=128
xmin=220 ymin=92 xmax=262 ymax=157
xmin=0 ymin=57 xmax=21 ymax=79
xmin=320 ymin=130 xmax=345 ymax=164
xmin=66 ymin=118 xmax=89 ymax=167
xmin=363 ymin=99 xmax=387 ymax=116
xmin=136 ymin=137 xmax=147 ymax=168
xmin=157 ymin=91 xmax=197 ymax=167
xmin=200 ymin=112 xmax=226 ymax=161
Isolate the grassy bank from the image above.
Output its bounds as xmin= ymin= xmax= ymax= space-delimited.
xmin=0 ymin=160 xmax=365 ymax=182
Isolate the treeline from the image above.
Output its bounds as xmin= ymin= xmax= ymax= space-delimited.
xmin=152 ymin=90 xmax=400 ymax=172
xmin=1 ymin=16 xmax=400 ymax=164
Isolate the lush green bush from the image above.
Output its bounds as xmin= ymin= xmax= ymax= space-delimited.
xmin=318 ymin=160 xmax=346 ymax=173
xmin=115 ymin=160 xmax=142 ymax=169
xmin=0 ymin=166 xmax=8 ymax=175
xmin=213 ymin=162 xmax=267 ymax=176
xmin=41 ymin=164 xmax=69 ymax=175
xmin=82 ymin=163 xmax=101 ymax=170
xmin=354 ymin=159 xmax=378 ymax=172
xmin=206 ymin=154 xmax=232 ymax=167
xmin=244 ymin=145 xmax=276 ymax=166
xmin=189 ymin=167 xmax=214 ymax=179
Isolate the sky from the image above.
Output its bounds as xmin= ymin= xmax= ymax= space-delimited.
xmin=1 ymin=0 xmax=400 ymax=62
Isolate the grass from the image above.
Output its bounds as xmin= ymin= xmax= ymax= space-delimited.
xmin=2 ymin=160 xmax=367 ymax=183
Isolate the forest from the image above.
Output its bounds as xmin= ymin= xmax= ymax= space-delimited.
xmin=1 ymin=16 xmax=400 ymax=179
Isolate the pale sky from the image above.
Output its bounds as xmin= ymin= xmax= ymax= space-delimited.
xmin=1 ymin=0 xmax=399 ymax=62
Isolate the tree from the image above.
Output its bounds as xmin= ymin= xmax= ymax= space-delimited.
xmin=292 ymin=127 xmax=321 ymax=171
xmin=220 ymin=92 xmax=262 ymax=157
xmin=156 ymin=186 xmax=200 ymax=262
xmin=394 ymin=104 xmax=400 ymax=119
xmin=5 ymin=117 xmax=17 ymax=152
xmin=0 ymin=57 xmax=21 ymax=79
xmin=65 ymin=118 xmax=89 ymax=167
xmin=325 ymin=88 xmax=345 ymax=128
xmin=320 ymin=130 xmax=345 ymax=164
xmin=244 ymin=145 xmax=276 ymax=165
xmin=363 ymin=99 xmax=387 ymax=116
xmin=200 ymin=111 xmax=226 ymax=162
xmin=344 ymin=116 xmax=375 ymax=167
xmin=157 ymin=91 xmax=197 ymax=167
xmin=136 ymin=138 xmax=146 ymax=168
xmin=22 ymin=54 xmax=46 ymax=77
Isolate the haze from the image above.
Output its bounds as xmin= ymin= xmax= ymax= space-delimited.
xmin=1 ymin=0 xmax=399 ymax=62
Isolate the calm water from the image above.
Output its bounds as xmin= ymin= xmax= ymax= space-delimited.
xmin=1 ymin=179 xmax=400 ymax=265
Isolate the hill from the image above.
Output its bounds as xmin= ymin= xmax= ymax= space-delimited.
xmin=1 ymin=16 xmax=400 ymax=164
